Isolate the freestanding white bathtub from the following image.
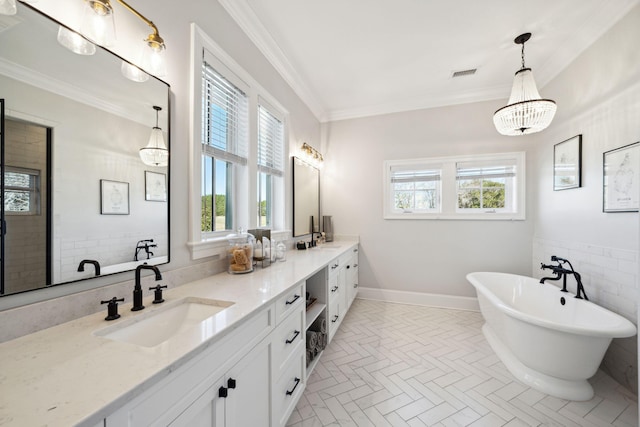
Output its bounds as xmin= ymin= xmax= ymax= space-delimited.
xmin=466 ymin=272 xmax=637 ymax=401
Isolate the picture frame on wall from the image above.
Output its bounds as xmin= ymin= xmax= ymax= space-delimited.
xmin=603 ymin=141 xmax=639 ymax=212
xmin=100 ymin=179 xmax=130 ymax=215
xmin=553 ymin=135 xmax=582 ymax=191
xmin=145 ymin=171 xmax=167 ymax=202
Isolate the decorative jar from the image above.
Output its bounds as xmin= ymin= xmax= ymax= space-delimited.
xmin=227 ymin=229 xmax=254 ymax=274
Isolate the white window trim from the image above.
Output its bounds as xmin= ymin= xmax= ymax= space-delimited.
xmin=383 ymin=152 xmax=525 ymax=221
xmin=189 ymin=24 xmax=289 ymax=259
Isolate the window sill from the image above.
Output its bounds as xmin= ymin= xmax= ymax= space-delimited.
xmin=188 ymin=229 xmax=292 ymax=260
xmin=187 ymin=237 xmax=228 ymax=260
xmin=384 ymin=213 xmax=525 ymax=221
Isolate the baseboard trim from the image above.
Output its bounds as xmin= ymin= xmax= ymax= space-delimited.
xmin=357 ymin=287 xmax=480 ymax=311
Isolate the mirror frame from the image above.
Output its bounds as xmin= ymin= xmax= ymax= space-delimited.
xmin=0 ymin=2 xmax=171 ymax=297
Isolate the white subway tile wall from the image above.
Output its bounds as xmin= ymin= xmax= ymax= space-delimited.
xmin=533 ymin=237 xmax=638 ymax=394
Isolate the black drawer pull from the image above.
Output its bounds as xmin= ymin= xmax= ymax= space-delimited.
xmin=286 ymin=377 xmax=301 ymax=396
xmin=346 ymin=265 xmax=350 ymax=269
xmin=285 ymin=294 xmax=300 ymax=305
xmin=218 ymin=386 xmax=228 ymax=398
xmin=332 ymin=315 xmax=339 ymax=323
xmin=331 ymin=286 xmax=338 ymax=293
xmin=285 ymin=330 xmax=300 ymax=344
xmin=353 ymin=264 xmax=358 ymax=268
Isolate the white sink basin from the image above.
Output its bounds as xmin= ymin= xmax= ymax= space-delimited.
xmin=94 ymin=297 xmax=234 ymax=347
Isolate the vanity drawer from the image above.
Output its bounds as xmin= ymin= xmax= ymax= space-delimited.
xmin=273 ymin=348 xmax=305 ymax=427
xmin=272 ymin=305 xmax=304 ymax=376
xmin=328 ymin=297 xmax=341 ymax=342
xmin=275 ymin=282 xmax=304 ymax=324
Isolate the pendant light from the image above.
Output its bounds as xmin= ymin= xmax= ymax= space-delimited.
xmin=140 ymin=106 xmax=169 ymax=167
xmin=493 ymin=33 xmax=556 ymax=136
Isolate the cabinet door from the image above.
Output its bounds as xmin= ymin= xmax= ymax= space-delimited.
xmin=225 ymin=337 xmax=271 ymax=427
xmin=169 ymin=377 xmax=225 ymax=427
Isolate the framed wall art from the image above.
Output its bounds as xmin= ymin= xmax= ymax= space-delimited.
xmin=100 ymin=179 xmax=130 ymax=215
xmin=145 ymin=171 xmax=167 ymax=202
xmin=553 ymin=135 xmax=582 ymax=191
xmin=603 ymin=141 xmax=639 ymax=212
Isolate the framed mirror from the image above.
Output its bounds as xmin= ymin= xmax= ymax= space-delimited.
xmin=292 ymin=157 xmax=320 ymax=237
xmin=0 ymin=3 xmax=170 ymax=296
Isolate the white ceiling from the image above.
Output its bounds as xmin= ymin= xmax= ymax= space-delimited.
xmin=219 ymin=0 xmax=638 ymax=122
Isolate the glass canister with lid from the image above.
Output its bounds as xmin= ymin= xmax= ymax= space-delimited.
xmin=227 ymin=229 xmax=255 ymax=274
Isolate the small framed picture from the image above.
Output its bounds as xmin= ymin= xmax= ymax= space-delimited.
xmin=603 ymin=141 xmax=639 ymax=212
xmin=100 ymin=180 xmax=129 ymax=215
xmin=145 ymin=171 xmax=167 ymax=202
xmin=553 ymin=135 xmax=582 ymax=191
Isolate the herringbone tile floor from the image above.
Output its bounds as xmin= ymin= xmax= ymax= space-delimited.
xmin=287 ymin=299 xmax=638 ymax=427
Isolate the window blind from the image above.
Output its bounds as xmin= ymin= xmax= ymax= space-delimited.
xmin=390 ymin=167 xmax=441 ymax=184
xmin=456 ymin=159 xmax=516 ymax=181
xmin=202 ymin=61 xmax=248 ymax=165
xmin=257 ymin=104 xmax=284 ymax=177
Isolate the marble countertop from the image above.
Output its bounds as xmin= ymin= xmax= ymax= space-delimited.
xmin=0 ymin=240 xmax=357 ymax=427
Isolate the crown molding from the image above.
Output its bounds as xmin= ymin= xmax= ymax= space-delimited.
xmin=326 ymin=84 xmax=511 ymax=122
xmin=218 ymin=0 xmax=328 ymax=122
xmin=0 ymin=57 xmax=148 ymax=125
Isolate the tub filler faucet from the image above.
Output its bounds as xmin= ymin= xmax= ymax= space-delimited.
xmin=540 ymin=256 xmax=588 ymax=300
xmin=134 ymin=239 xmax=157 ymax=261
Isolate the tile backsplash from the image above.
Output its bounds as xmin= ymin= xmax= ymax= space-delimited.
xmin=533 ymin=237 xmax=638 ymax=394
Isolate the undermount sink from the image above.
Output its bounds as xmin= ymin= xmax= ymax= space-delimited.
xmin=93 ymin=297 xmax=234 ymax=347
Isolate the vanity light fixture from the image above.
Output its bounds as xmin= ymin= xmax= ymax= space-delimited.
xmin=57 ymin=26 xmax=97 ymax=56
xmin=493 ymin=33 xmax=556 ymax=136
xmin=0 ymin=0 xmax=17 ymax=15
xmin=139 ymin=105 xmax=169 ymax=167
xmin=121 ymin=61 xmax=149 ymax=82
xmin=80 ymin=0 xmax=116 ymax=46
xmin=75 ymin=0 xmax=166 ymax=77
xmin=300 ymin=142 xmax=323 ymax=168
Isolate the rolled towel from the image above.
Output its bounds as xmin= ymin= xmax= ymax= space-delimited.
xmin=320 ymin=333 xmax=327 ymax=350
xmin=306 ymin=330 xmax=318 ymax=350
xmin=306 ymin=348 xmax=313 ymax=367
xmin=320 ymin=318 xmax=327 ymax=334
xmin=316 ymin=333 xmax=324 ymax=351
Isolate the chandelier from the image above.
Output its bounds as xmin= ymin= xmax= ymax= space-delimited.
xmin=493 ymin=33 xmax=556 ymax=136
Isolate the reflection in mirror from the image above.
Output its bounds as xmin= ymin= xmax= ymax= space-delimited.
xmin=0 ymin=3 xmax=170 ymax=296
xmin=292 ymin=157 xmax=320 ymax=237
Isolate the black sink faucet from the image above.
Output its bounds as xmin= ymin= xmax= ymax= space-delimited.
xmin=78 ymin=259 xmax=101 ymax=276
xmin=133 ymin=264 xmax=163 ymax=311
xmin=540 ymin=256 xmax=588 ymax=300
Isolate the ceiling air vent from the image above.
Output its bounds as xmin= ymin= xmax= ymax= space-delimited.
xmin=452 ymin=68 xmax=477 ymax=78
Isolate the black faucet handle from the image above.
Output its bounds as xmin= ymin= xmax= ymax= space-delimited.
xmin=101 ymin=297 xmax=125 ymax=321
xmin=149 ymin=284 xmax=168 ymax=304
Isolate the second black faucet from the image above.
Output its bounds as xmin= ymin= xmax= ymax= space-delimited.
xmin=132 ymin=264 xmax=163 ymax=311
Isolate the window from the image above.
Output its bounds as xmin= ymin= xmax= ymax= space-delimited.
xmin=3 ymin=167 xmax=41 ymax=215
xmin=257 ymin=103 xmax=284 ymax=227
xmin=190 ymin=25 xmax=288 ymax=258
xmin=456 ymin=159 xmax=516 ymax=213
xmin=384 ymin=152 xmax=525 ymax=220
xmin=389 ymin=165 xmax=441 ymax=213
xmin=201 ymin=61 xmax=249 ymax=234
